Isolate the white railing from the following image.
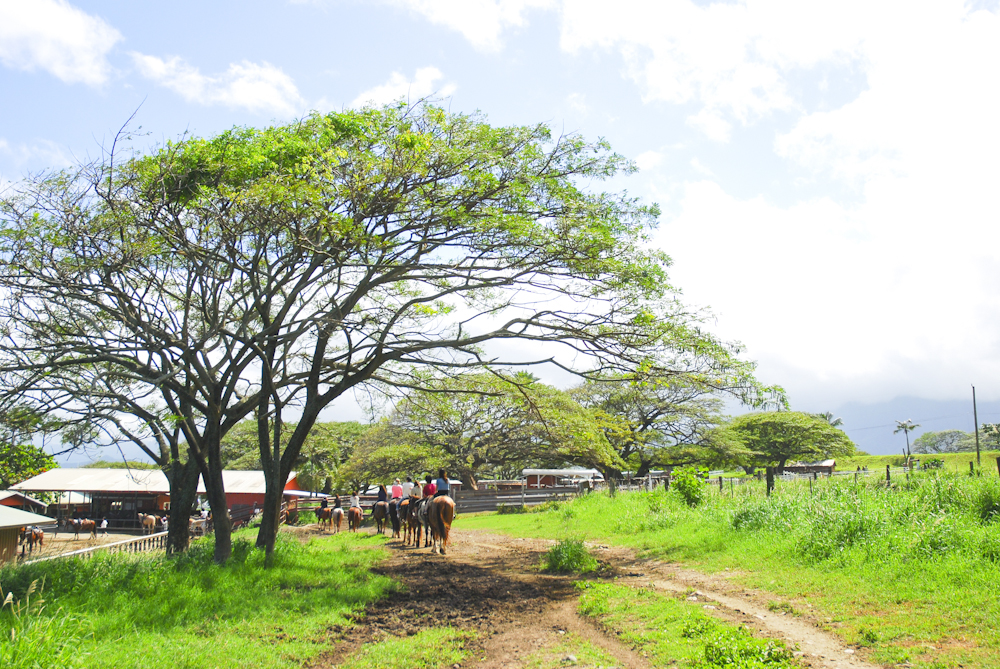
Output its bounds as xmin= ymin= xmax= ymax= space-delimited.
xmin=23 ymin=531 xmax=169 ymax=565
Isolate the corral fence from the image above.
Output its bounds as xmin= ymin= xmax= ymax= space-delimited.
xmin=23 ymin=531 xmax=169 ymax=565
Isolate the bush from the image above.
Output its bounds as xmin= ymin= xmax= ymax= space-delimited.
xmin=672 ymin=466 xmax=706 ymax=507
xmin=496 ymin=503 xmax=527 ymax=515
xmin=541 ymin=538 xmax=599 ymax=573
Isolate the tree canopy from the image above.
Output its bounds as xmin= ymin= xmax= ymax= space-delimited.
xmin=911 ymin=429 xmax=976 ymax=454
xmin=0 ymin=102 xmax=771 ymax=559
xmin=722 ymin=411 xmax=856 ymax=472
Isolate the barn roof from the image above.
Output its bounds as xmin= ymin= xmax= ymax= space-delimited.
xmin=0 ymin=490 xmax=49 ymax=508
xmin=0 ymin=506 xmax=54 ymax=530
xmin=11 ymin=468 xmax=298 ymax=495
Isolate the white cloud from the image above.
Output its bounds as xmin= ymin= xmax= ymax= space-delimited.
xmin=350 ymin=67 xmax=456 ymax=107
xmin=0 ymin=0 xmax=121 ymax=85
xmin=634 ymin=150 xmax=663 ymax=171
xmin=566 ymin=92 xmax=588 ymax=114
xmin=0 ymin=137 xmax=73 ymax=170
xmin=131 ymin=54 xmax=304 ymax=116
xmin=385 ymin=0 xmax=556 ymax=51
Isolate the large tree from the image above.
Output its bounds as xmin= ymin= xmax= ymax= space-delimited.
xmin=723 ymin=411 xmax=856 ymax=472
xmin=365 ymin=371 xmax=620 ymax=488
xmin=911 ymin=429 xmax=976 ymax=454
xmin=0 ymin=103 xmax=768 ymax=559
xmin=571 ymin=376 xmax=766 ymax=478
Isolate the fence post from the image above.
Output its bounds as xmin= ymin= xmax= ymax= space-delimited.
xmin=765 ymin=467 xmax=774 ymax=497
xmin=886 ymin=465 xmax=891 ymax=485
xmin=718 ymin=476 xmax=723 ymax=493
xmin=996 ymin=456 xmax=1000 ymax=477
xmin=809 ymin=477 xmax=813 ymax=495
xmin=970 ymin=461 xmax=976 ymax=476
xmin=521 ymin=480 xmax=526 ymax=508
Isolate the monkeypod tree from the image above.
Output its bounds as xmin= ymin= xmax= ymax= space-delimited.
xmin=723 ymin=411 xmax=857 ymax=473
xmin=0 ymin=102 xmax=767 ymax=560
xmin=367 ymin=371 xmax=620 ymax=488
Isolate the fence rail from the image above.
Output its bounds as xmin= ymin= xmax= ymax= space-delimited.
xmin=23 ymin=531 xmax=169 ymax=565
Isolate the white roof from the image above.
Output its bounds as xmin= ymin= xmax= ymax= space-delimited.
xmin=522 ymin=468 xmax=604 ymax=479
xmin=12 ymin=468 xmax=298 ymax=495
xmin=0 ymin=506 xmax=53 ymax=530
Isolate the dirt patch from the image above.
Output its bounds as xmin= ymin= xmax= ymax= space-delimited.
xmin=308 ymin=529 xmax=881 ymax=669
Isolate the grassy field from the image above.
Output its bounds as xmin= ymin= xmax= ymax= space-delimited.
xmin=840 ymin=450 xmax=1000 ymax=473
xmin=0 ymin=530 xmax=398 ymax=669
xmin=461 ymin=471 xmax=1000 ymax=668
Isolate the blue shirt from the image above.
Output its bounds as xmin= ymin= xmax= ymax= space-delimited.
xmin=435 ymin=477 xmax=449 ymax=492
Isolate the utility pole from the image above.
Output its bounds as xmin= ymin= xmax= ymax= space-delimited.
xmin=973 ymin=384 xmax=981 ymax=468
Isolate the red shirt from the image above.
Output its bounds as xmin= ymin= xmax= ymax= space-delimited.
xmin=423 ymin=482 xmax=437 ymax=497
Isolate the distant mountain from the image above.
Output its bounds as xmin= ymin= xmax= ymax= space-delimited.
xmin=830 ymin=396 xmax=1000 ymax=455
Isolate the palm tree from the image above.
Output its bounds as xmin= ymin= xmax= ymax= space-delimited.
xmin=894 ymin=419 xmax=920 ymax=464
xmin=817 ymin=412 xmax=844 ymax=427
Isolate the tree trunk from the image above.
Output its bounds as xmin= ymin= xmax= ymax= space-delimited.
xmin=255 ymin=470 xmax=284 ymax=560
xmin=165 ymin=458 xmax=200 ymax=555
xmin=202 ymin=442 xmax=231 ymax=564
xmin=460 ymin=471 xmax=479 ymax=491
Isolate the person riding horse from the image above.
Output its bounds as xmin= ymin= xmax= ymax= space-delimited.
xmin=433 ymin=469 xmax=451 ymax=498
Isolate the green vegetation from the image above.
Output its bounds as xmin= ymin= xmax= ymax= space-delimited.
xmin=336 ymin=628 xmax=474 ymax=669
xmin=0 ymin=530 xmax=395 ymax=668
xmin=577 ymin=582 xmax=795 ymax=667
xmin=522 ymin=631 xmax=620 ymax=669
xmin=673 ymin=466 xmax=707 ymax=506
xmin=839 ymin=451 xmax=1000 ymax=473
xmin=461 ymin=471 xmax=1000 ymax=668
xmin=541 ymin=538 xmax=599 ymax=573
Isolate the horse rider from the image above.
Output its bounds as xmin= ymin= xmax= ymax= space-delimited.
xmin=320 ymin=495 xmax=328 ymax=511
xmin=434 ymin=468 xmax=451 ymax=498
xmin=390 ymin=478 xmax=403 ymax=513
xmin=401 ymin=476 xmax=414 ymax=500
xmin=422 ymin=474 xmax=436 ymax=498
xmin=376 ymin=484 xmax=388 ymax=504
xmin=349 ymin=490 xmax=360 ymax=510
xmin=333 ymin=494 xmax=342 ymax=510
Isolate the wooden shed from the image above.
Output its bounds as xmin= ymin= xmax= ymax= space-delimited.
xmin=0 ymin=506 xmax=54 ymax=565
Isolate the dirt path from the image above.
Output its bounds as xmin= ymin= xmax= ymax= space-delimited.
xmin=311 ymin=529 xmax=882 ymax=669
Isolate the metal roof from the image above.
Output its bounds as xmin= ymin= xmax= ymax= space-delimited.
xmin=0 ymin=506 xmax=54 ymax=530
xmin=522 ymin=468 xmax=604 ymax=479
xmin=0 ymin=491 xmax=49 ymax=508
xmin=12 ymin=468 xmax=298 ymax=495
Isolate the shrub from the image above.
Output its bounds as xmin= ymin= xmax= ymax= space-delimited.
xmin=496 ymin=503 xmax=527 ymax=515
xmin=672 ymin=466 xmax=706 ymax=507
xmin=541 ymin=538 xmax=599 ymax=573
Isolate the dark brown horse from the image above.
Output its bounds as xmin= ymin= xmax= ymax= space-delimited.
xmin=395 ymin=499 xmax=409 ymax=540
xmin=19 ymin=527 xmax=44 ymax=553
xmin=428 ymin=495 xmax=455 ymax=554
xmin=316 ymin=507 xmax=333 ymax=531
xmin=405 ymin=498 xmax=424 ymax=546
xmin=347 ymin=506 xmax=363 ymax=532
xmin=372 ymin=501 xmax=389 ymax=535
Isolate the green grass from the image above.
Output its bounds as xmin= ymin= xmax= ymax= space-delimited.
xmin=460 ymin=472 xmax=1000 ymax=668
xmin=576 ymin=582 xmax=796 ymax=668
xmin=522 ymin=631 xmax=620 ymax=668
xmin=335 ymin=627 xmax=474 ymax=669
xmin=541 ymin=538 xmax=599 ymax=574
xmin=0 ymin=529 xmax=396 ymax=668
xmin=840 ymin=451 xmax=1000 ymax=473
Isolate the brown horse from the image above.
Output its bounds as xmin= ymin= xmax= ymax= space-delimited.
xmin=316 ymin=507 xmax=333 ymax=531
xmin=347 ymin=506 xmax=363 ymax=532
xmin=331 ymin=507 xmax=344 ymax=533
xmin=404 ymin=498 xmax=423 ymax=546
xmin=396 ymin=499 xmax=410 ymax=540
xmin=428 ymin=495 xmax=455 ymax=554
xmin=372 ymin=501 xmax=389 ymax=535
xmin=416 ymin=497 xmax=433 ymax=547
xmin=63 ymin=517 xmax=96 ymax=540
xmin=19 ymin=527 xmax=44 ymax=553
xmin=138 ymin=513 xmax=160 ymax=535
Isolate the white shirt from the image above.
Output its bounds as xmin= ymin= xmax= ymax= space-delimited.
xmin=350 ymin=494 xmax=359 ymax=508
xmin=401 ymin=482 xmax=413 ymax=498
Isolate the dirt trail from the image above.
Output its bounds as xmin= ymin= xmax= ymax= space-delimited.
xmin=312 ymin=529 xmax=881 ymax=669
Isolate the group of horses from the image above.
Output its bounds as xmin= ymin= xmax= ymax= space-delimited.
xmin=315 ymin=495 xmax=455 ymax=554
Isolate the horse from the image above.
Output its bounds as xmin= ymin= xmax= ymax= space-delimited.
xmin=138 ymin=513 xmax=160 ymax=535
xmin=316 ymin=507 xmax=333 ymax=531
xmin=189 ymin=517 xmax=208 ymax=537
xmin=347 ymin=506 xmax=363 ymax=532
xmin=406 ymin=498 xmax=425 ymax=547
xmin=416 ymin=497 xmax=433 ymax=547
xmin=331 ymin=507 xmax=344 ymax=533
xmin=19 ymin=526 xmax=44 ymax=553
xmin=428 ymin=495 xmax=456 ymax=555
xmin=388 ymin=500 xmax=401 ymax=538
xmin=396 ymin=498 xmax=410 ymax=540
xmin=372 ymin=501 xmax=389 ymax=535
xmin=62 ymin=518 xmax=85 ymax=540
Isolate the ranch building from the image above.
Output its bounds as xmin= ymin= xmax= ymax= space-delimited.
xmin=0 ymin=506 xmax=54 ymax=565
xmin=0 ymin=490 xmax=49 ymax=513
xmin=781 ymin=459 xmax=837 ymax=476
xmin=11 ymin=468 xmax=302 ymax=530
xmin=523 ymin=468 xmax=604 ymax=489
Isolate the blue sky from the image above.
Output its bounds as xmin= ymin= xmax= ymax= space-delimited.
xmin=3 ymin=0 xmax=1000 ymax=442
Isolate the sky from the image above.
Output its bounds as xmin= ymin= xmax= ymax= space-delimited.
xmin=2 ymin=0 xmax=1000 ymax=457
